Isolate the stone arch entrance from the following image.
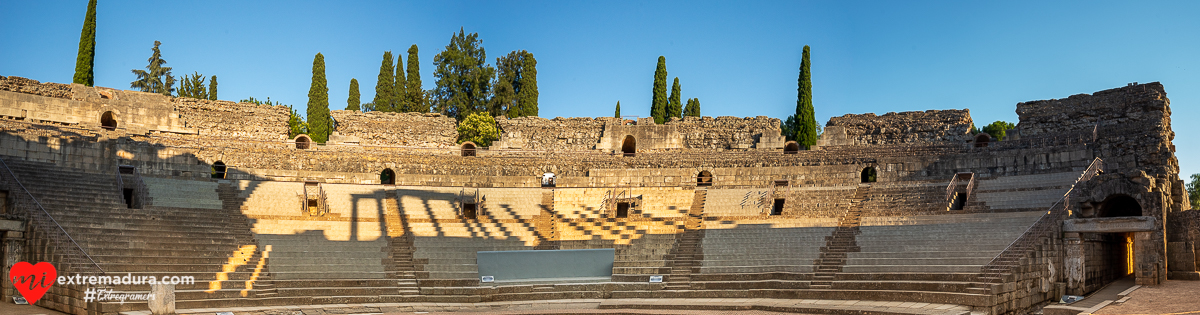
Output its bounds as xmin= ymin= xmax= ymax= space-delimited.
xmin=100 ymin=111 xmax=117 ymax=130
xmin=461 ymin=142 xmax=477 ymax=157
xmin=212 ymin=161 xmax=227 ymax=179
xmin=784 ymin=141 xmax=800 ymax=154
xmin=621 ymin=135 xmax=636 ymax=157
xmin=380 ymin=168 xmax=395 ymax=185
xmin=697 ymin=170 xmax=713 ymax=187
xmin=860 ymin=167 xmax=877 ymax=183
xmin=295 ymin=135 xmax=312 ymax=149
xmin=974 ymin=133 xmax=991 ymax=148
xmin=1098 ymin=194 xmax=1142 ymax=217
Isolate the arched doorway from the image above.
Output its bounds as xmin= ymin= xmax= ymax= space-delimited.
xmin=295 ymin=135 xmax=312 ymax=149
xmin=697 ymin=170 xmax=713 ymax=187
xmin=621 ymin=135 xmax=636 ymax=157
xmin=380 ymin=168 xmax=395 ymax=185
xmin=1091 ymin=194 xmax=1142 ymax=289
xmin=974 ymin=133 xmax=991 ymax=148
xmin=860 ymin=167 xmax=877 ymax=183
xmin=542 ymin=172 xmax=556 ymax=187
xmin=784 ymin=141 xmax=800 ymax=154
xmin=212 ymin=161 xmax=227 ymax=179
xmin=1097 ymin=194 xmax=1142 ymax=217
xmin=100 ymin=111 xmax=117 ymax=130
xmin=461 ymin=142 xmax=476 ymax=157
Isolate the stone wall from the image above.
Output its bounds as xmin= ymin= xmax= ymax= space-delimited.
xmin=328 ymin=110 xmax=457 ymax=147
xmin=0 ymin=76 xmax=72 ymax=99
xmin=823 ymin=109 xmax=973 ymax=146
xmin=671 ymin=116 xmax=785 ymax=150
xmin=493 ymin=116 xmax=613 ymax=150
xmin=174 ymin=98 xmax=289 ymax=140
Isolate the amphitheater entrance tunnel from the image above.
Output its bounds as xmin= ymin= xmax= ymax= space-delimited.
xmin=1063 ymin=194 xmax=1161 ymax=295
xmin=860 ymin=167 xmax=877 ymax=183
xmin=380 ymin=168 xmax=395 ymax=185
xmin=621 ymin=135 xmax=636 ymax=157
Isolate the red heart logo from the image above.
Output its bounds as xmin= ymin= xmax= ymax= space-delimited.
xmin=10 ymin=261 xmax=56 ymax=304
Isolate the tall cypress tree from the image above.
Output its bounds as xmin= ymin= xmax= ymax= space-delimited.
xmin=615 ymin=101 xmax=621 ymax=118
xmin=394 ymin=55 xmax=407 ymax=111
xmin=406 ymin=45 xmax=424 ymax=112
xmin=307 ymin=53 xmax=330 ymax=143
xmin=347 ymin=78 xmax=360 ymax=111
xmin=667 ymin=77 xmax=682 ymax=119
xmin=208 ymin=75 xmax=218 ymax=100
xmin=684 ymin=98 xmax=700 ymax=117
xmin=795 ymin=45 xmax=816 ymax=149
xmin=518 ymin=52 xmax=538 ymax=117
xmin=651 ymin=56 xmax=668 ymax=124
xmin=72 ymin=0 xmax=97 ymax=86
xmin=373 ymin=51 xmax=394 ymax=112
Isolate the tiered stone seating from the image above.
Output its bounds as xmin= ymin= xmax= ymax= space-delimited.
xmin=858 ymin=182 xmax=948 ymax=216
xmin=142 ymin=177 xmax=222 ymax=209
xmin=699 ymin=188 xmax=766 ymax=216
xmin=697 ymin=221 xmax=834 ymax=275
xmin=784 ymin=186 xmax=856 ymax=217
xmin=972 ymin=172 xmax=1078 ymax=210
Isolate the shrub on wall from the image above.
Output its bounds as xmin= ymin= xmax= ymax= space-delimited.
xmin=456 ymin=112 xmax=500 ymax=147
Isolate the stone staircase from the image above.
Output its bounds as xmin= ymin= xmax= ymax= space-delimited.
xmin=382 ymin=189 xmax=422 ymax=294
xmin=663 ymin=189 xmax=706 ymax=290
xmin=811 ymin=184 xmax=869 ymax=288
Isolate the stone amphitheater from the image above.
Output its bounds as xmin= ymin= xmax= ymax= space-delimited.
xmin=0 ymin=75 xmax=1196 ymax=315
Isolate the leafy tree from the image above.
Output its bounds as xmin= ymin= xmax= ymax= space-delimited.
xmin=208 ymin=75 xmax=218 ymax=100
xmin=433 ymin=28 xmax=495 ymax=120
xmin=373 ymin=51 xmax=395 ymax=112
xmin=782 ymin=115 xmax=797 ymax=142
xmin=406 ymin=45 xmax=426 ymax=112
xmin=456 ymin=111 xmax=500 ymax=147
xmin=684 ymin=98 xmax=701 ymax=117
xmin=667 ymin=77 xmax=682 ymax=119
xmin=394 ymin=55 xmax=408 ymax=111
xmin=970 ymin=124 xmax=979 ymax=135
xmin=981 ymin=121 xmax=1016 ymax=141
xmin=362 ymin=102 xmax=375 ymax=112
xmin=72 ymin=0 xmax=97 ymax=86
xmin=493 ymin=50 xmax=539 ymax=117
xmin=489 ymin=79 xmax=515 ymax=117
xmin=130 ymin=41 xmax=175 ymax=96
xmin=615 ymin=101 xmax=621 ymax=118
xmin=178 ymin=71 xmax=209 ymax=99
xmin=651 ymin=56 xmax=668 ymax=124
xmin=306 ymin=53 xmax=330 ymax=143
xmin=794 ymin=45 xmax=816 ymax=149
xmin=347 ymin=78 xmax=361 ymax=111
xmin=287 ymin=106 xmax=308 ymax=138
xmin=1188 ymin=173 xmax=1200 ymax=210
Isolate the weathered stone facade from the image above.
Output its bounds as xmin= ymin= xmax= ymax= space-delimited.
xmin=330 ymin=110 xmax=457 ymax=147
xmin=822 ymin=109 xmax=973 ymax=146
xmin=493 ymin=116 xmax=612 ymax=150
xmin=174 ymin=97 xmax=289 ymax=140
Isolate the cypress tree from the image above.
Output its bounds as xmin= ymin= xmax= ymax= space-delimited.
xmin=651 ymin=56 xmax=667 ymax=124
xmin=72 ymin=0 xmax=97 ymax=86
xmin=373 ymin=51 xmax=394 ymax=112
xmin=684 ymin=98 xmax=701 ymax=117
xmin=517 ymin=51 xmax=538 ymax=117
xmin=667 ymin=77 xmax=682 ymax=119
xmin=208 ymin=75 xmax=218 ymax=100
xmin=307 ymin=53 xmax=330 ymax=143
xmin=394 ymin=55 xmax=407 ymax=111
xmin=406 ymin=45 xmax=424 ymax=112
xmin=615 ymin=101 xmax=621 ymax=118
xmin=795 ymin=45 xmax=816 ymax=149
xmin=347 ymin=78 xmax=360 ymax=111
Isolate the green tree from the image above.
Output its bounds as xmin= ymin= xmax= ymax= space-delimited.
xmin=178 ymin=71 xmax=208 ymax=99
xmin=684 ymin=98 xmax=701 ymax=117
xmin=781 ymin=115 xmax=797 ymax=142
xmin=130 ymin=41 xmax=175 ymax=96
xmin=651 ymin=56 xmax=668 ymax=124
xmin=394 ymin=55 xmax=408 ymax=111
xmin=1188 ymin=173 xmax=1200 ymax=210
xmin=433 ymin=28 xmax=495 ymax=120
xmin=306 ymin=53 xmax=330 ymax=143
xmin=489 ymin=79 xmax=514 ymax=117
xmin=667 ymin=77 xmax=682 ymax=119
xmin=794 ymin=45 xmax=816 ymax=149
xmin=373 ymin=51 xmax=395 ymax=112
xmin=456 ymin=111 xmax=500 ymax=147
xmin=981 ymin=121 xmax=1016 ymax=141
xmin=493 ymin=50 xmax=539 ymax=118
xmin=208 ymin=75 xmax=218 ymax=100
xmin=347 ymin=78 xmax=361 ymax=111
xmin=406 ymin=45 xmax=426 ymax=112
xmin=615 ymin=101 xmax=621 ymax=118
xmin=72 ymin=0 xmax=97 ymax=86
xmin=287 ymin=106 xmax=308 ymax=138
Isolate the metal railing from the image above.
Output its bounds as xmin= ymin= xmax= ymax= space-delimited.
xmin=117 ymin=165 xmax=148 ymax=209
xmin=976 ymin=158 xmax=1104 ymax=285
xmin=0 ymin=158 xmax=105 ymax=275
xmin=944 ymin=174 xmax=961 ymax=205
xmin=301 ymin=183 xmax=328 ymax=217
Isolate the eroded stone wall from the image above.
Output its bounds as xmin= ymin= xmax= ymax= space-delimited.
xmin=0 ymin=76 xmax=72 ymax=99
xmin=174 ymin=98 xmax=289 ymax=140
xmin=823 ymin=109 xmax=973 ymax=146
xmin=493 ymin=116 xmax=612 ymax=150
xmin=330 ymin=110 xmax=457 ymax=147
xmin=671 ymin=116 xmax=784 ymax=150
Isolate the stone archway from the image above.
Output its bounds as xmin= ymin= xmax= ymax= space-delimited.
xmin=784 ymin=141 xmax=800 ymax=154
xmin=621 ymin=135 xmax=636 ymax=157
xmin=860 ymin=167 xmax=877 ymax=183
xmin=100 ymin=111 xmax=117 ymax=130
xmin=1098 ymin=194 xmax=1143 ymax=217
xmin=212 ymin=161 xmax=227 ymax=179
xmin=380 ymin=168 xmax=396 ymax=185
xmin=461 ymin=142 xmax=477 ymax=157
xmin=974 ymin=133 xmax=991 ymax=148
xmin=697 ymin=170 xmax=713 ymax=187
xmin=295 ymin=135 xmax=312 ymax=149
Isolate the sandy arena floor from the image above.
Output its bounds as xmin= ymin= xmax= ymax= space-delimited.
xmin=1094 ymin=280 xmax=1200 ymax=315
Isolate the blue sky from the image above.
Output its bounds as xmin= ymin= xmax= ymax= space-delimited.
xmin=2 ymin=1 xmax=1199 ymax=179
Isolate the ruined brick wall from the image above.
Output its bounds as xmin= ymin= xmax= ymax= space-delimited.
xmin=493 ymin=116 xmax=613 ymax=150
xmin=0 ymin=76 xmax=72 ymax=99
xmin=174 ymin=98 xmax=289 ymax=140
xmin=823 ymin=109 xmax=973 ymax=146
xmin=330 ymin=110 xmax=457 ymax=147
xmin=670 ymin=116 xmax=784 ymax=150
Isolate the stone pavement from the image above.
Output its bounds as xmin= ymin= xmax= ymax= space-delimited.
xmin=109 ymin=298 xmax=970 ymax=315
xmin=0 ymin=303 xmax=68 ymax=315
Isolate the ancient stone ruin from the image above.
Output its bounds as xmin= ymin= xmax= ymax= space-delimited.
xmin=0 ymin=75 xmax=1194 ymax=314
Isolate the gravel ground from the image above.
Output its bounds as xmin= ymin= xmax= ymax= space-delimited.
xmin=1094 ymin=280 xmax=1200 ymax=315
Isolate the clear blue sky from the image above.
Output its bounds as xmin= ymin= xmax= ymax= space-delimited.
xmin=2 ymin=1 xmax=1199 ymax=179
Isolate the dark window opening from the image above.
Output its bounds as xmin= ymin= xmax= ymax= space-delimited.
xmin=542 ymin=173 xmax=556 ymax=187
xmin=296 ymin=135 xmax=311 ymax=149
xmin=122 ymin=188 xmax=134 ymax=209
xmin=974 ymin=134 xmax=991 ymax=148
xmin=616 ymin=202 xmax=630 ymax=218
xmin=212 ymin=161 xmax=227 ymax=179
xmin=784 ymin=141 xmax=800 ymax=154
xmin=462 ymin=203 xmax=477 ymax=219
xmin=100 ymin=111 xmax=117 ymax=130
xmin=381 ymin=169 xmax=396 ymax=185
xmin=621 ymin=135 xmax=636 ymax=157
xmin=771 ymin=199 xmax=785 ymax=216
xmin=1097 ymin=194 xmax=1142 ymax=217
xmin=462 ymin=143 xmax=476 ymax=157
xmin=861 ymin=167 xmax=877 ymax=183
xmin=307 ymin=199 xmax=319 ymax=214
xmin=774 ymin=180 xmax=789 ymax=187
xmin=697 ymin=171 xmax=713 ymax=187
